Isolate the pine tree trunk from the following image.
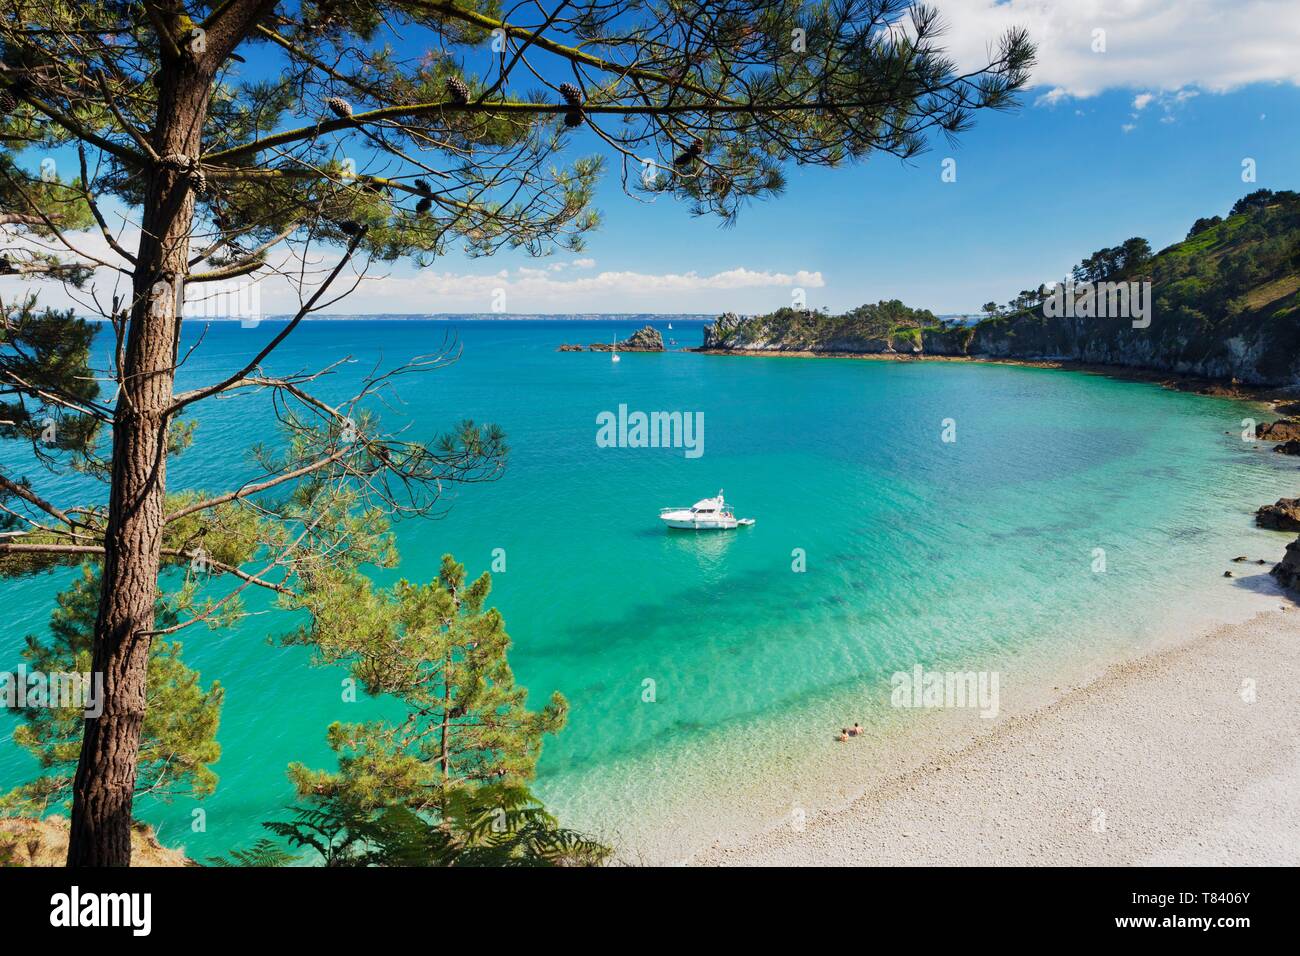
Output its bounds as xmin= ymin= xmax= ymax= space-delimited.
xmin=66 ymin=66 xmax=210 ymax=867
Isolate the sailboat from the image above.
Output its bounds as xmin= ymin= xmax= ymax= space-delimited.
xmin=611 ymin=332 xmax=620 ymax=362
xmin=668 ymin=321 xmax=673 ymax=330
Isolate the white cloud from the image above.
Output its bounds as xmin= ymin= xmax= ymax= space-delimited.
xmin=933 ymin=0 xmax=1300 ymax=100
xmin=343 ymin=265 xmax=826 ymax=313
xmin=0 ymin=224 xmax=823 ymax=315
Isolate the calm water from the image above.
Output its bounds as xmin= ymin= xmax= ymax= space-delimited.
xmin=2 ymin=319 xmax=1296 ymax=859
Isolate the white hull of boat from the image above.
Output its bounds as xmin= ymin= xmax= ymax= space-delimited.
xmin=660 ymin=513 xmax=740 ymax=530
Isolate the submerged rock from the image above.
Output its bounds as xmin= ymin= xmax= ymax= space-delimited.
xmin=1274 ymin=438 xmax=1300 ymax=455
xmin=556 ymin=343 xmax=584 ymax=352
xmin=1256 ymin=498 xmax=1300 ymax=531
xmin=1271 ymin=535 xmax=1300 ymax=592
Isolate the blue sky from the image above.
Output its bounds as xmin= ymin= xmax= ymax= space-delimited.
xmin=514 ymin=80 xmax=1300 ymax=315
xmin=351 ymin=0 xmax=1300 ymax=317
xmin=4 ymin=0 xmax=1299 ymax=317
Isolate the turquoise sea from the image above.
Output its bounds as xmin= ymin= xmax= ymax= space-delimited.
xmin=2 ymin=319 xmax=1296 ymax=860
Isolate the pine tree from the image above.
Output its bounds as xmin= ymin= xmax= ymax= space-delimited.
xmin=286 ymin=555 xmax=565 ymax=814
xmin=0 ymin=0 xmax=1033 ymax=864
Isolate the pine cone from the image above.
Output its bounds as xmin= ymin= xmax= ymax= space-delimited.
xmin=673 ymin=138 xmax=704 ymax=169
xmin=446 ymin=76 xmax=470 ymax=105
xmin=325 ymin=96 xmax=353 ymax=119
xmin=558 ymin=83 xmax=583 ymax=128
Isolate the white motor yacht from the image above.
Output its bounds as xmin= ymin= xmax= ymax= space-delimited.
xmin=659 ymin=490 xmax=754 ymax=530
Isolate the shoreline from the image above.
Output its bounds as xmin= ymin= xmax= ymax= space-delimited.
xmin=563 ymin=561 xmax=1300 ymax=867
xmin=692 ymin=347 xmax=1300 ymax=411
xmin=691 ymin=601 xmax=1300 ymax=866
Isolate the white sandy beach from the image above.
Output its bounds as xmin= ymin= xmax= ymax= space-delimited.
xmin=693 ymin=603 xmax=1300 ymax=866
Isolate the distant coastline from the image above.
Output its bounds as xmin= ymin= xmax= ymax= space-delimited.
xmin=694 ymin=347 xmax=1300 ymax=407
xmin=235 ymin=313 xmax=714 ymax=322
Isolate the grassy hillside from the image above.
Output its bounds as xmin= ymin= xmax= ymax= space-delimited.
xmin=965 ymin=190 xmax=1300 ymax=383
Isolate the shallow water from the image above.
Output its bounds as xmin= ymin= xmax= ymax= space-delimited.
xmin=1 ymin=319 xmax=1295 ymax=860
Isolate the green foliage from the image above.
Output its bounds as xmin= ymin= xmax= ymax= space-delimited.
xmin=206 ymin=553 xmax=610 ymax=867
xmin=1 ymin=0 xmax=1034 ymax=257
xmin=1069 ymin=236 xmax=1152 ymax=284
xmin=0 ymin=295 xmax=101 ymax=461
xmin=205 ymin=839 xmax=296 ymax=868
xmin=1231 ymin=188 xmax=1299 ymax=217
xmin=736 ymin=299 xmax=939 ymax=349
xmin=1 ymin=565 xmax=223 ymax=815
xmin=285 ymin=555 xmax=566 ymax=814
xmin=1187 ymin=215 xmax=1222 ymax=239
xmin=216 ymin=784 xmax=609 ymax=867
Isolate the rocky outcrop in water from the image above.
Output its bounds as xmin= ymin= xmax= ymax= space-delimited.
xmin=587 ymin=326 xmax=665 ymax=351
xmin=1257 ymin=498 xmax=1300 ymax=531
xmin=701 ymin=303 xmax=936 ymax=354
xmin=557 ymin=325 xmax=666 ymax=352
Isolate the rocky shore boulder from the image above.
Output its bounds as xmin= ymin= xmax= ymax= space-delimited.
xmin=1271 ymin=535 xmax=1300 ymax=592
xmin=1256 ymin=497 xmax=1300 ymax=531
xmin=1275 ymin=439 xmax=1300 ymax=455
xmin=1256 ymin=419 xmax=1300 ymax=441
xmin=556 ymin=343 xmax=583 ymax=352
xmin=589 ymin=325 xmax=665 ymax=352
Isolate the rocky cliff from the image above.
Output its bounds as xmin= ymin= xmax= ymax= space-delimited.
xmin=700 ymin=192 xmax=1300 ymax=387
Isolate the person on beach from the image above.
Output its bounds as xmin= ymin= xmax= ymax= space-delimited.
xmin=838 ymin=728 xmax=850 ymax=742
xmin=851 ymin=723 xmax=863 ymax=737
